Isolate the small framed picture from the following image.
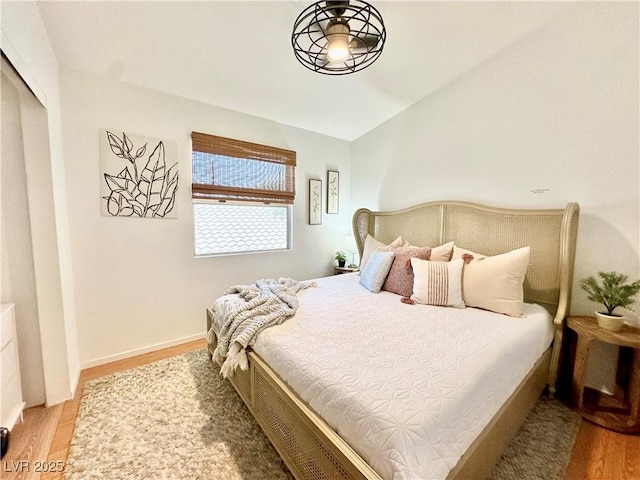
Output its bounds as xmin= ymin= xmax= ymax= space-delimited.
xmin=309 ymin=179 xmax=322 ymax=225
xmin=327 ymin=170 xmax=339 ymax=214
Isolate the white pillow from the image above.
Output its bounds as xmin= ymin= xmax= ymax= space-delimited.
xmin=451 ymin=245 xmax=531 ymax=317
xmin=359 ymin=250 xmax=395 ymax=293
xmin=360 ymin=234 xmax=403 ymax=272
xmin=410 ymin=258 xmax=465 ymax=308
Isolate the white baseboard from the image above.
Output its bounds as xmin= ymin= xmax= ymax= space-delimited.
xmin=80 ymin=332 xmax=206 ymax=369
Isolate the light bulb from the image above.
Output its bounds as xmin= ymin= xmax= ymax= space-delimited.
xmin=326 ymin=23 xmax=350 ymax=63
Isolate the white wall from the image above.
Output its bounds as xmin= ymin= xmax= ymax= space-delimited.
xmin=351 ymin=2 xmax=639 ymax=321
xmin=59 ymin=69 xmax=352 ymax=367
xmin=1 ymin=1 xmax=80 ymax=405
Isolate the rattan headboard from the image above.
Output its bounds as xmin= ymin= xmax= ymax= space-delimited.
xmin=352 ymin=201 xmax=579 ymax=321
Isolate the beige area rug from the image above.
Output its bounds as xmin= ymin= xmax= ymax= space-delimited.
xmin=64 ymin=349 xmax=580 ymax=480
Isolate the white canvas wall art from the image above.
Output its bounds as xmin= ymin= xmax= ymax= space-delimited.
xmin=101 ymin=130 xmax=179 ymax=218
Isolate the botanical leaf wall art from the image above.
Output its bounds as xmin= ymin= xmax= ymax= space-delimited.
xmin=101 ymin=130 xmax=179 ymax=218
xmin=309 ymin=179 xmax=322 ymax=225
xmin=327 ymin=170 xmax=339 ymax=214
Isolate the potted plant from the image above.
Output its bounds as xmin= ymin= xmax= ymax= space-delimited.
xmin=334 ymin=250 xmax=347 ymax=268
xmin=580 ymin=271 xmax=640 ymax=332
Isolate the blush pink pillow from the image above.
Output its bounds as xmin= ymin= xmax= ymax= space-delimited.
xmin=382 ymin=246 xmax=432 ymax=297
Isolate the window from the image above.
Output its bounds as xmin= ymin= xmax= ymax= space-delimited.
xmin=191 ymin=132 xmax=296 ymax=256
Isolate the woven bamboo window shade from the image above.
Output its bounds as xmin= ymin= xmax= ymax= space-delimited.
xmin=191 ymin=132 xmax=296 ymax=204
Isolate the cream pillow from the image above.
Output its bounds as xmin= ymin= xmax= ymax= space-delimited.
xmin=452 ymin=245 xmax=531 ymax=317
xmin=430 ymin=241 xmax=455 ymax=261
xmin=404 ymin=240 xmax=454 ymax=261
xmin=410 ymin=258 xmax=465 ymax=308
xmin=360 ymin=235 xmax=403 ymax=272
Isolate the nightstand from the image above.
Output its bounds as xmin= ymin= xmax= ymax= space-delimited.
xmin=567 ymin=316 xmax=640 ymax=434
xmin=334 ymin=266 xmax=359 ymax=275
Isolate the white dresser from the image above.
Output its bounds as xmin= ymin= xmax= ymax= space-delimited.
xmin=1 ymin=303 xmax=25 ymax=429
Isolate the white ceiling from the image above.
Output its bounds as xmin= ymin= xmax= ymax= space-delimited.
xmin=37 ymin=1 xmax=571 ymax=141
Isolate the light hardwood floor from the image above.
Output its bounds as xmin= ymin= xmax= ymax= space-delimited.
xmin=3 ymin=338 xmax=638 ymax=480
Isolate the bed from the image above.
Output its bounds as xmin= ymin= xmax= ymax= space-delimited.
xmin=207 ymin=200 xmax=580 ymax=480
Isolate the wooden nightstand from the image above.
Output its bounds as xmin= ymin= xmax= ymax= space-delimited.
xmin=334 ymin=266 xmax=359 ymax=275
xmin=567 ymin=316 xmax=640 ymax=434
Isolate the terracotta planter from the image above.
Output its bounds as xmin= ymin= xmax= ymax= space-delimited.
xmin=595 ymin=311 xmax=625 ymax=332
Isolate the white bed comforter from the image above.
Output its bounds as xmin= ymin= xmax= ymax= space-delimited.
xmin=251 ymin=273 xmax=554 ymax=480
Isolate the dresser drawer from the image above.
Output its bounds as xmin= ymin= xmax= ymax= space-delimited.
xmin=1 ymin=304 xmax=15 ymax=349
xmin=2 ymin=339 xmax=18 ymax=389
xmin=1 ymin=373 xmax=23 ymax=424
xmin=0 ymin=304 xmax=23 ymax=429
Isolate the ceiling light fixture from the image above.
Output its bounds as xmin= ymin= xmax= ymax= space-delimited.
xmin=292 ymin=0 xmax=386 ymax=75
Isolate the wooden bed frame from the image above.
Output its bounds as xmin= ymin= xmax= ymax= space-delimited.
xmin=207 ymin=200 xmax=580 ymax=480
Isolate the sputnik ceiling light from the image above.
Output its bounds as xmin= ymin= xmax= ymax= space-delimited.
xmin=291 ymin=0 xmax=386 ymax=75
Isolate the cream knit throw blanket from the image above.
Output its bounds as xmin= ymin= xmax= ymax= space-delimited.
xmin=210 ymin=278 xmax=315 ymax=377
